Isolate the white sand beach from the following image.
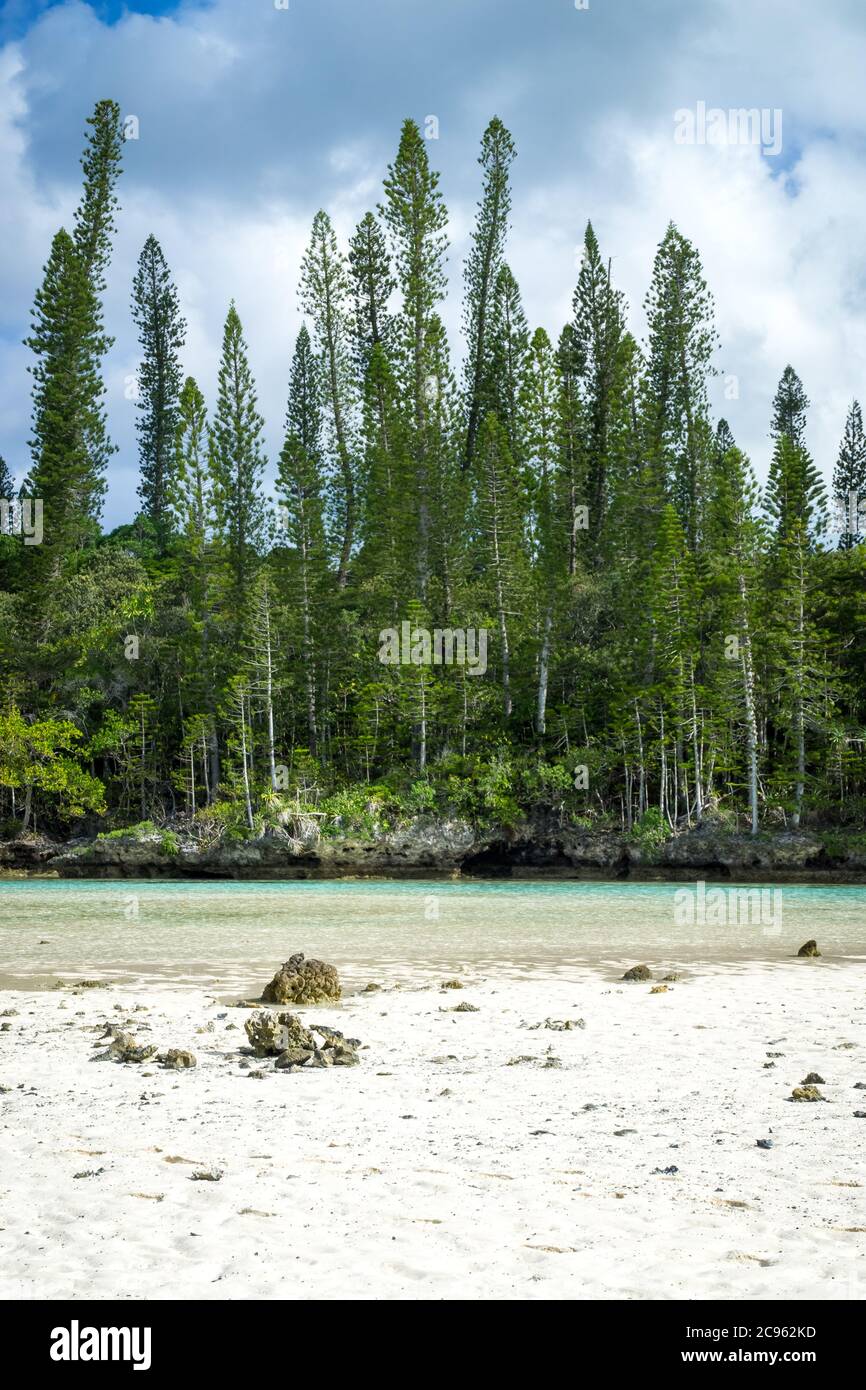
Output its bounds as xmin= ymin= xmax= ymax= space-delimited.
xmin=0 ymin=961 xmax=864 ymax=1301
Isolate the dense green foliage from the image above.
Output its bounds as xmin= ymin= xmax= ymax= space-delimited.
xmin=2 ymin=105 xmax=865 ymax=839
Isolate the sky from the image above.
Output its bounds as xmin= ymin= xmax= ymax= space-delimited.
xmin=2 ymin=0 xmax=866 ymax=527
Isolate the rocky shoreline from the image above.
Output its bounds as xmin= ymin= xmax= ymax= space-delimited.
xmin=2 ymin=819 xmax=866 ymax=882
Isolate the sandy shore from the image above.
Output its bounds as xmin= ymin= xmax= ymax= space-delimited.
xmin=0 ymin=962 xmax=864 ymax=1300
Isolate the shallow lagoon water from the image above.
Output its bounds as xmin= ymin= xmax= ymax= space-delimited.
xmin=1 ymin=878 xmax=864 ymax=991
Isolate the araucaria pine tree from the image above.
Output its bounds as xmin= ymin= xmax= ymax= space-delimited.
xmin=132 ymin=235 xmax=187 ymax=543
xmin=209 ymin=304 xmax=267 ymax=618
xmin=22 ymin=100 xmax=124 ymax=592
xmin=462 ymin=117 xmax=516 ymax=472
xmin=300 ymin=211 xmax=356 ymax=588
xmin=276 ymin=325 xmax=329 ymax=756
xmin=381 ymin=119 xmax=449 ymax=600
xmin=642 ymin=223 xmax=717 ymax=552
xmin=832 ymin=400 xmax=866 ymax=547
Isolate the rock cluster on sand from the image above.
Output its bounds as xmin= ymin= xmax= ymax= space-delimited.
xmin=160 ymin=1049 xmax=197 ymax=1070
xmin=95 ymin=1028 xmax=158 ymax=1064
xmin=260 ymin=953 xmax=341 ymax=1005
xmin=797 ymin=939 xmax=821 ymax=958
xmin=622 ymin=964 xmax=652 ymax=981
xmin=244 ymin=1010 xmax=361 ymax=1072
xmin=245 ymin=1010 xmax=315 ymax=1057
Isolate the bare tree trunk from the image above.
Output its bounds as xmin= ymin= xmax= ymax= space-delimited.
xmin=536 ymin=605 xmax=552 ymax=736
xmin=738 ymin=574 xmax=759 ymax=835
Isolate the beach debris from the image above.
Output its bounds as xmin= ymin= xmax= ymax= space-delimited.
xmin=801 ymin=1072 xmax=825 ymax=1085
xmin=766 ymin=1050 xmax=784 ymax=1057
xmin=662 ymin=972 xmax=683 ymax=982
xmin=234 ymin=999 xmax=260 ymax=1009
xmin=507 ymin=1055 xmax=538 ymax=1066
xmin=649 ymin=984 xmax=669 ymax=994
xmin=429 ymin=1054 xmax=458 ymax=1064
xmin=261 ymin=953 xmax=341 ymax=1005
xmin=833 ymin=1042 xmax=857 ymax=1050
xmin=651 ymin=1165 xmax=679 ymax=1175
xmin=0 ymin=1009 xmax=18 ymax=1017
xmin=441 ymin=1001 xmax=479 ymax=1013
xmin=274 ymin=1046 xmax=319 ymax=1071
xmin=257 ymin=1018 xmax=362 ymax=1072
xmin=190 ymin=1167 xmax=223 ymax=1181
xmin=763 ymin=1062 xmax=776 ymax=1069
xmin=441 ymin=979 xmax=464 ymax=990
xmin=248 ymin=1070 xmax=266 ymax=1080
xmin=854 ymin=1112 xmax=866 ymax=1119
xmin=92 ymin=1030 xmax=158 ymax=1064
xmin=790 ymin=1085 xmax=826 ymax=1102
xmin=797 ymin=939 xmax=821 ymax=958
xmin=622 ymin=964 xmax=652 ymax=981
xmin=73 ymin=1167 xmax=106 ymax=1179
xmin=614 ymin=1128 xmax=638 ymax=1137
xmin=160 ymin=1049 xmax=197 ymax=1070
xmin=244 ymin=1010 xmax=315 ymax=1057
xmin=521 ymin=1018 xmax=585 ymax=1031
xmin=360 ymin=982 xmax=382 ymax=993
xmin=855 ymin=1082 xmax=866 ymax=1089
xmin=0 ymin=1023 xmax=11 ymax=1032
xmin=756 ymin=1139 xmax=774 ymax=1149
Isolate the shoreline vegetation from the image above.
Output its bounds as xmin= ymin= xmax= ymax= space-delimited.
xmin=3 ymin=820 xmax=866 ymax=882
xmin=2 ymin=104 xmax=866 ymax=858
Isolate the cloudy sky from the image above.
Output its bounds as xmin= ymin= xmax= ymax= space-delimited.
xmin=2 ymin=0 xmax=866 ymax=527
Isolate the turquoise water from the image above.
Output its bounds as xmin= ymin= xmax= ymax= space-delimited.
xmin=0 ymin=878 xmax=864 ymax=991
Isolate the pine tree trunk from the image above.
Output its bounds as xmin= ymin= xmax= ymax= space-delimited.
xmin=738 ymin=575 xmax=759 ymax=835
xmin=536 ymin=605 xmax=552 ymax=736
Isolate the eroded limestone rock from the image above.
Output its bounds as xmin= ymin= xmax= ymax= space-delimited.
xmin=622 ymin=964 xmax=653 ymax=981
xmin=797 ymin=939 xmax=821 ymax=958
xmin=244 ymin=1010 xmax=315 ymax=1057
xmin=161 ymin=1049 xmax=197 ymax=1070
xmin=261 ymin=953 xmax=341 ymax=1005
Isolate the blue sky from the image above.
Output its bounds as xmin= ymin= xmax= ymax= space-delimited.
xmin=2 ymin=0 xmax=866 ymax=526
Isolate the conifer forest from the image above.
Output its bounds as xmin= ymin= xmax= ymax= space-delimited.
xmin=2 ymin=101 xmax=865 ymax=843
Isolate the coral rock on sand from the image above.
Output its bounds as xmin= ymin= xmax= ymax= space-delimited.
xmin=245 ymin=1014 xmax=361 ymax=1071
xmin=797 ymin=939 xmax=821 ymax=958
xmin=160 ymin=1049 xmax=197 ymax=1070
xmin=96 ymin=1031 xmax=158 ymax=1064
xmin=649 ymin=984 xmax=669 ymax=994
xmin=801 ymin=1072 xmax=825 ymax=1085
xmin=791 ymin=1085 xmax=825 ymax=1102
xmin=441 ymin=979 xmax=464 ymax=990
xmin=261 ymin=953 xmax=341 ymax=1005
xmin=273 ymin=1022 xmax=361 ymax=1072
xmin=622 ymin=964 xmax=653 ymax=981
xmin=244 ymin=1010 xmax=315 ymax=1057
